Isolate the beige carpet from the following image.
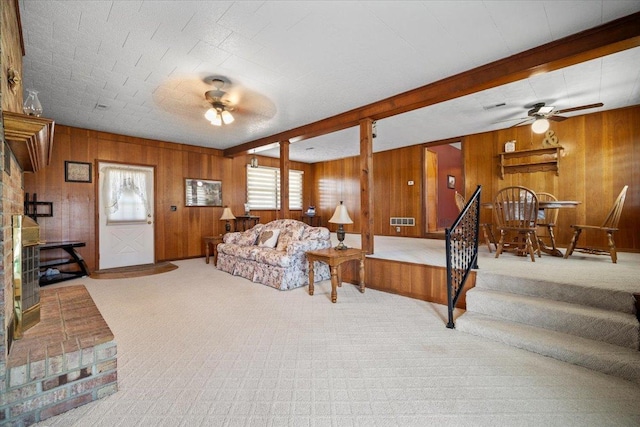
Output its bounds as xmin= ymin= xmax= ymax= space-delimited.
xmin=35 ymin=252 xmax=640 ymax=426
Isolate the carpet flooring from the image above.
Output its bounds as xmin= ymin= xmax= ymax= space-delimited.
xmin=33 ymin=241 xmax=640 ymax=426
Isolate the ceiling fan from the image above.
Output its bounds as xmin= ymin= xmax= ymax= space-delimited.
xmin=511 ymin=101 xmax=604 ymax=133
xmin=204 ymin=78 xmax=236 ymax=126
xmin=154 ymin=74 xmax=276 ymax=129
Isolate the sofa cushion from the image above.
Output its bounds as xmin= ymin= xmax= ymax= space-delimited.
xmin=257 ymin=229 xmax=280 ymax=248
xmin=235 ymin=224 xmax=264 ymax=246
xmin=217 ymin=243 xmax=260 ymax=260
xmin=253 ymin=247 xmax=294 ymax=267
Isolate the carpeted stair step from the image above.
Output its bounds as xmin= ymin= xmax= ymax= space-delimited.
xmin=474 ymin=271 xmax=636 ymax=314
xmin=456 ymin=312 xmax=640 ymax=384
xmin=465 ymin=288 xmax=639 ymax=349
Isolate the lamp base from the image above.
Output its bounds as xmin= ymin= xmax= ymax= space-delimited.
xmin=334 ymin=241 xmax=349 ymax=250
xmin=225 ymin=222 xmax=231 ymax=232
xmin=334 ymin=226 xmax=348 ymax=250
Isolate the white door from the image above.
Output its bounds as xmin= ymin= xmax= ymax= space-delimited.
xmin=98 ymin=162 xmax=155 ymax=269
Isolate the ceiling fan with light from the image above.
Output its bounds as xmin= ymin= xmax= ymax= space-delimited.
xmin=510 ymin=101 xmax=604 ymax=133
xmin=204 ymin=78 xmax=236 ymax=126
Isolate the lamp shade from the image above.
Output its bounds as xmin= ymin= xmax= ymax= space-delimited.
xmin=329 ymin=201 xmax=353 ymax=225
xmin=220 ymin=207 xmax=236 ymax=220
xmin=531 ymin=118 xmax=550 ymax=134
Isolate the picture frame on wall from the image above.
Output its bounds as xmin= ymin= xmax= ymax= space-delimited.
xmin=65 ymin=161 xmax=92 ymax=183
xmin=185 ymin=178 xmax=222 ymax=207
xmin=447 ymin=175 xmax=456 ymax=189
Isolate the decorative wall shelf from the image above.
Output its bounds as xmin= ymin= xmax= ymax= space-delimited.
xmin=2 ymin=111 xmax=54 ymax=172
xmin=498 ymin=146 xmax=562 ymax=179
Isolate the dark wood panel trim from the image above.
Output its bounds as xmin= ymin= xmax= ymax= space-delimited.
xmin=225 ymin=12 xmax=640 ymax=157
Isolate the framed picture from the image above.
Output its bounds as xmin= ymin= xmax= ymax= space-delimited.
xmin=447 ymin=175 xmax=456 ymax=189
xmin=65 ymin=161 xmax=92 ymax=183
xmin=185 ymin=178 xmax=222 ymax=207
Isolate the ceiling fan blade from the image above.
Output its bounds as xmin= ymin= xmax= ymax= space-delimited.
xmin=549 ymin=115 xmax=568 ymax=122
xmin=554 ymin=102 xmax=603 ymax=114
xmin=510 ymin=118 xmax=533 ymax=128
xmin=492 ymin=117 xmax=528 ymax=125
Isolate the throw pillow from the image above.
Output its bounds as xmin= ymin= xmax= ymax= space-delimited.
xmin=276 ymin=224 xmax=305 ymax=251
xmin=257 ymin=229 xmax=280 ymax=248
xmin=237 ymin=228 xmax=260 ymax=246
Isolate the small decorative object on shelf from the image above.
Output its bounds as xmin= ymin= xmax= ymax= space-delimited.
xmin=306 ymin=206 xmax=315 ymax=216
xmin=504 ymin=140 xmax=516 ymax=152
xmin=244 ymin=203 xmax=250 ymax=215
xmin=23 ymin=88 xmax=43 ymax=117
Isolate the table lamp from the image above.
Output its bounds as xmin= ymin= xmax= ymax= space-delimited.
xmin=220 ymin=207 xmax=236 ymax=232
xmin=329 ymin=201 xmax=353 ymax=250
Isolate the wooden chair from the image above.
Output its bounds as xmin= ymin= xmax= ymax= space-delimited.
xmin=493 ymin=186 xmax=541 ymax=262
xmin=564 ymin=185 xmax=628 ymax=263
xmin=454 ymin=191 xmax=496 ymax=253
xmin=535 ymin=192 xmax=560 ymax=255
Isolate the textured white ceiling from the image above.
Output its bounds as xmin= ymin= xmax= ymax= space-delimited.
xmin=18 ymin=1 xmax=640 ymax=163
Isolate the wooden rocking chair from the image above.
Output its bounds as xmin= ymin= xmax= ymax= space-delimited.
xmin=564 ymin=185 xmax=628 ymax=263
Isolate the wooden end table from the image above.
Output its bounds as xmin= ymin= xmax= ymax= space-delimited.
xmin=306 ymin=247 xmax=365 ymax=303
xmin=203 ymin=235 xmax=224 ymax=265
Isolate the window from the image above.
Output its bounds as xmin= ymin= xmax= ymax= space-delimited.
xmin=247 ymin=166 xmax=303 ymax=210
xmin=102 ymin=167 xmax=151 ymax=224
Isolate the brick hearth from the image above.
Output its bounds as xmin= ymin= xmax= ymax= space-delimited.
xmin=1 ymin=285 xmax=117 ymax=426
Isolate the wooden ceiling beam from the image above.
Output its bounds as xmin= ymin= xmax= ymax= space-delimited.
xmin=224 ymin=11 xmax=640 ymax=158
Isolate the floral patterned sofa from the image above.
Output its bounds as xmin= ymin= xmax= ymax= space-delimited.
xmin=216 ymin=219 xmax=331 ymax=290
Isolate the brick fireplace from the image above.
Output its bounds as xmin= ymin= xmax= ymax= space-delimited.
xmin=3 ymin=286 xmax=117 ymax=425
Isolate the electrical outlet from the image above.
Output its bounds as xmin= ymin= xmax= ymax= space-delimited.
xmin=408 ymin=180 xmax=414 ymax=186
xmin=396 ymin=226 xmax=401 ymax=232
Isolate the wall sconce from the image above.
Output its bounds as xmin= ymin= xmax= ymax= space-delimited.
xmin=329 ymin=201 xmax=353 ymax=250
xmin=219 ymin=206 xmax=236 ymax=232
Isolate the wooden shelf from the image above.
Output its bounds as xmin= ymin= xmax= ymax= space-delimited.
xmin=498 ymin=146 xmax=562 ymax=179
xmin=3 ymin=111 xmax=54 ymax=172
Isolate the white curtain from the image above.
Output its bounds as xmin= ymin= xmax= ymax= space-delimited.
xmin=102 ymin=167 xmax=150 ymax=216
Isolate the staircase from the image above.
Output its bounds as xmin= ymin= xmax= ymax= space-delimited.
xmin=456 ymin=271 xmax=640 ymax=384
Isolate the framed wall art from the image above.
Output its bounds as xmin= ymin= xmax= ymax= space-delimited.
xmin=185 ymin=178 xmax=222 ymax=207
xmin=65 ymin=161 xmax=92 ymax=183
xmin=447 ymin=175 xmax=456 ymax=189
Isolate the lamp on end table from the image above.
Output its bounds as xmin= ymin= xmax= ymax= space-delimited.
xmin=220 ymin=207 xmax=236 ymax=232
xmin=329 ymin=201 xmax=353 ymax=250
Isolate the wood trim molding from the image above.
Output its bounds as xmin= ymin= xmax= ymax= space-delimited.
xmin=224 ymin=12 xmax=640 ymax=158
xmin=3 ymin=111 xmax=54 ymax=172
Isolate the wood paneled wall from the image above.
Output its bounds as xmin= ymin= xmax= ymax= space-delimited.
xmin=22 ymin=105 xmax=640 ymax=275
xmin=312 ymin=145 xmax=425 ymax=238
xmin=464 ymin=105 xmax=639 ymax=251
xmin=23 ymin=127 xmax=313 ymax=272
xmin=312 ymin=106 xmax=639 ymax=252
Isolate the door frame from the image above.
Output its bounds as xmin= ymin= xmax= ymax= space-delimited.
xmin=95 ymin=160 xmax=157 ymax=269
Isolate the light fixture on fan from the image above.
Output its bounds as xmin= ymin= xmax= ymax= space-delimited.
xmin=204 ymin=105 xmax=234 ymax=126
xmin=204 ymin=78 xmax=235 ymax=126
xmin=531 ymin=118 xmax=550 ymax=134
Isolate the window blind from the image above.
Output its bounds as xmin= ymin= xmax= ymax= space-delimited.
xmin=247 ymin=166 xmax=303 ymax=210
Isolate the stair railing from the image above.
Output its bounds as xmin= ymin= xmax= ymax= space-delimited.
xmin=446 ymin=185 xmax=481 ymax=329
